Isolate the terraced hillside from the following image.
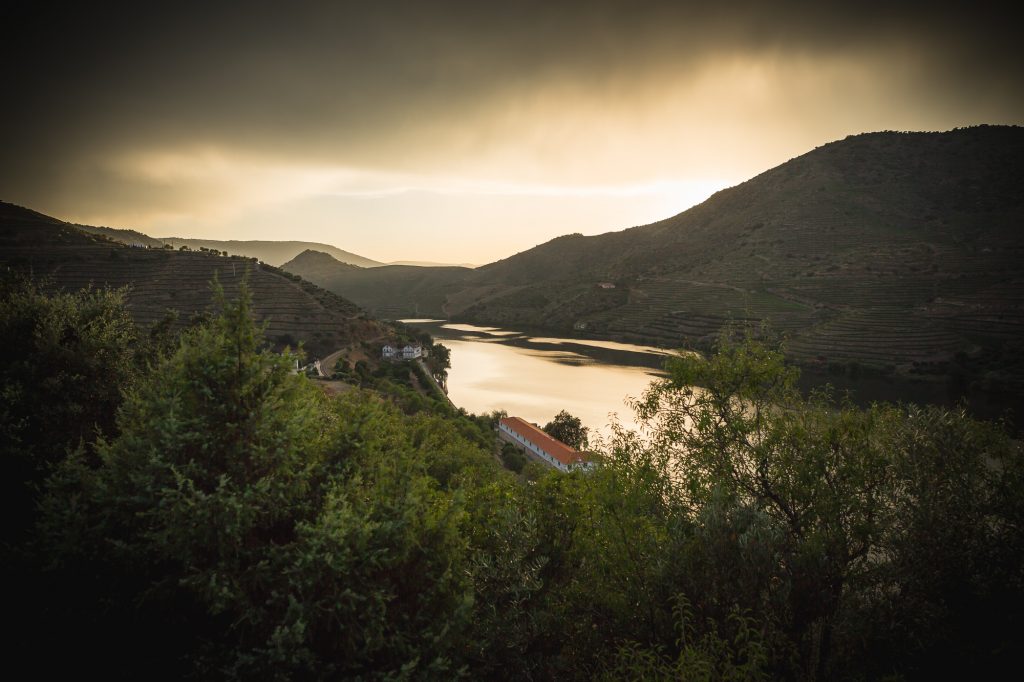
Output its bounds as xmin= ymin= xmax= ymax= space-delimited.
xmin=283 ymin=126 xmax=1024 ymax=388
xmin=0 ymin=202 xmax=384 ymax=359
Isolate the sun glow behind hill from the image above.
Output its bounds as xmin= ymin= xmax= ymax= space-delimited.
xmin=116 ymin=171 xmax=731 ymax=265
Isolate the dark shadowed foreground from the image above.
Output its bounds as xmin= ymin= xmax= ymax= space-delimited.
xmin=4 ymin=279 xmax=1022 ymax=679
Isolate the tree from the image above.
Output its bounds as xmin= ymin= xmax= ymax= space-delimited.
xmin=625 ymin=330 xmax=1024 ymax=679
xmin=427 ymin=342 xmax=451 ymax=385
xmin=35 ymin=279 xmax=325 ymax=675
xmin=36 ymin=281 xmax=491 ymax=678
xmin=0 ymin=277 xmax=139 ymax=546
xmin=2 ymin=277 xmax=145 ymax=676
xmin=543 ymin=410 xmax=589 ymax=450
xmin=500 ymin=442 xmax=527 ymax=473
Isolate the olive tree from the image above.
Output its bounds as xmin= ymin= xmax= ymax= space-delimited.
xmin=544 ymin=409 xmax=590 ymax=450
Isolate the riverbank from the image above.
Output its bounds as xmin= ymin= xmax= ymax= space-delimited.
xmin=415 ymin=359 xmax=454 ymax=407
xmin=414 ymin=318 xmax=1022 ymax=433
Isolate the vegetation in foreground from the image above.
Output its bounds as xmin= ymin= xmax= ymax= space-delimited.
xmin=3 ymin=277 xmax=1022 ymax=680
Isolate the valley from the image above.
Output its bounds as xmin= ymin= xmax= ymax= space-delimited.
xmin=282 ymin=126 xmax=1024 ymax=398
xmin=6 ymin=3 xmax=1023 ymax=676
xmin=4 ymin=126 xmax=1022 ymax=419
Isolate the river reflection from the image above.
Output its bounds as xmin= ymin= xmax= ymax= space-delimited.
xmin=402 ymin=320 xmax=670 ymax=440
xmin=400 ymin=322 xmax=1024 ymax=439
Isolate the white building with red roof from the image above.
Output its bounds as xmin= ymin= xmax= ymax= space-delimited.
xmin=498 ymin=416 xmax=593 ymax=472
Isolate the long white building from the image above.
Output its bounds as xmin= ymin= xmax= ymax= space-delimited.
xmin=498 ymin=416 xmax=593 ymax=472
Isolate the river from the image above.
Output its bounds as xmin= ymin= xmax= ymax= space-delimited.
xmin=401 ymin=320 xmax=673 ymax=442
xmin=402 ymin=319 xmax=1024 ymax=441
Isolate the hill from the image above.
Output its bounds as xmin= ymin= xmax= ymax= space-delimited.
xmin=0 ymin=202 xmax=388 ymax=359
xmin=74 ymin=223 xmax=166 ymax=248
xmin=68 ymin=221 xmax=383 ymax=267
xmin=152 ymin=237 xmax=383 ymax=267
xmin=71 ymin=226 xmax=476 ymax=269
xmin=283 ymin=250 xmax=474 ymax=320
xmin=64 ymin=220 xmax=382 ymax=266
xmin=283 ymin=126 xmax=1024 ymax=390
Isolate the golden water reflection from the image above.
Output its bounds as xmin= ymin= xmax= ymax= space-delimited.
xmin=403 ymin=321 xmax=668 ymax=441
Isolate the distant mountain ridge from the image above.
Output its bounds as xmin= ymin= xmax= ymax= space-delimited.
xmin=69 ymin=222 xmax=382 ymax=267
xmin=283 ymin=125 xmax=1024 ymax=392
xmin=75 ymin=223 xmax=165 ymax=248
xmin=155 ymin=238 xmax=383 ymax=268
xmin=390 ymin=260 xmax=479 ymax=268
xmin=71 ymin=224 xmax=474 ymax=268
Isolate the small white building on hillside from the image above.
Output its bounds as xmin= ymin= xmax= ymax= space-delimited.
xmin=382 ymin=343 xmax=423 ymax=361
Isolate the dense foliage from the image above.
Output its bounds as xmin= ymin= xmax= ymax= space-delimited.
xmin=0 ymin=277 xmax=140 ymax=546
xmin=543 ymin=409 xmax=590 ymax=450
xmin=4 ymin=282 xmax=1022 ymax=679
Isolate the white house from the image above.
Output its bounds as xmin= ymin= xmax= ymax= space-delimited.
xmin=382 ymin=343 xmax=423 ymax=361
xmin=498 ymin=416 xmax=593 ymax=473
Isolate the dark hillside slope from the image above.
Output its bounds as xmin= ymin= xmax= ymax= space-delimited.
xmin=283 ymin=250 xmax=473 ymax=319
xmin=75 ymin=223 xmax=165 ymax=247
xmin=0 ymin=202 xmax=384 ymax=358
xmin=476 ymin=125 xmax=1023 ymax=288
xmin=282 ymin=126 xmax=1024 ymax=389
xmin=467 ymin=127 xmax=1024 ymax=379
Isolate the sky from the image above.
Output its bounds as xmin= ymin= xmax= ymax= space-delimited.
xmin=2 ymin=1 xmax=1022 ymax=264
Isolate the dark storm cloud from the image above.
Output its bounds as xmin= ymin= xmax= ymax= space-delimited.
xmin=1 ymin=0 xmax=1021 ymax=215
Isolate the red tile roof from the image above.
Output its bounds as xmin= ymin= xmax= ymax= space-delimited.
xmin=499 ymin=416 xmax=589 ymax=468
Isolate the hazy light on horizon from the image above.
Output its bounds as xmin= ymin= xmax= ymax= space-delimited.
xmin=131 ymin=172 xmax=730 ymax=263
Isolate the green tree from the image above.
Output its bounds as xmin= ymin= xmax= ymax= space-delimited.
xmin=0 ymin=277 xmax=139 ymax=546
xmin=37 ymin=282 xmax=491 ymax=678
xmin=625 ymin=330 xmax=1024 ymax=679
xmin=544 ymin=409 xmax=590 ymax=450
xmin=428 ymin=342 xmax=451 ymax=385
xmin=2 ymin=278 xmax=145 ymax=676
xmin=36 ymin=280 xmax=325 ymax=674
xmin=500 ymin=442 xmax=527 ymax=473
xmin=853 ymin=404 xmax=1024 ymax=679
